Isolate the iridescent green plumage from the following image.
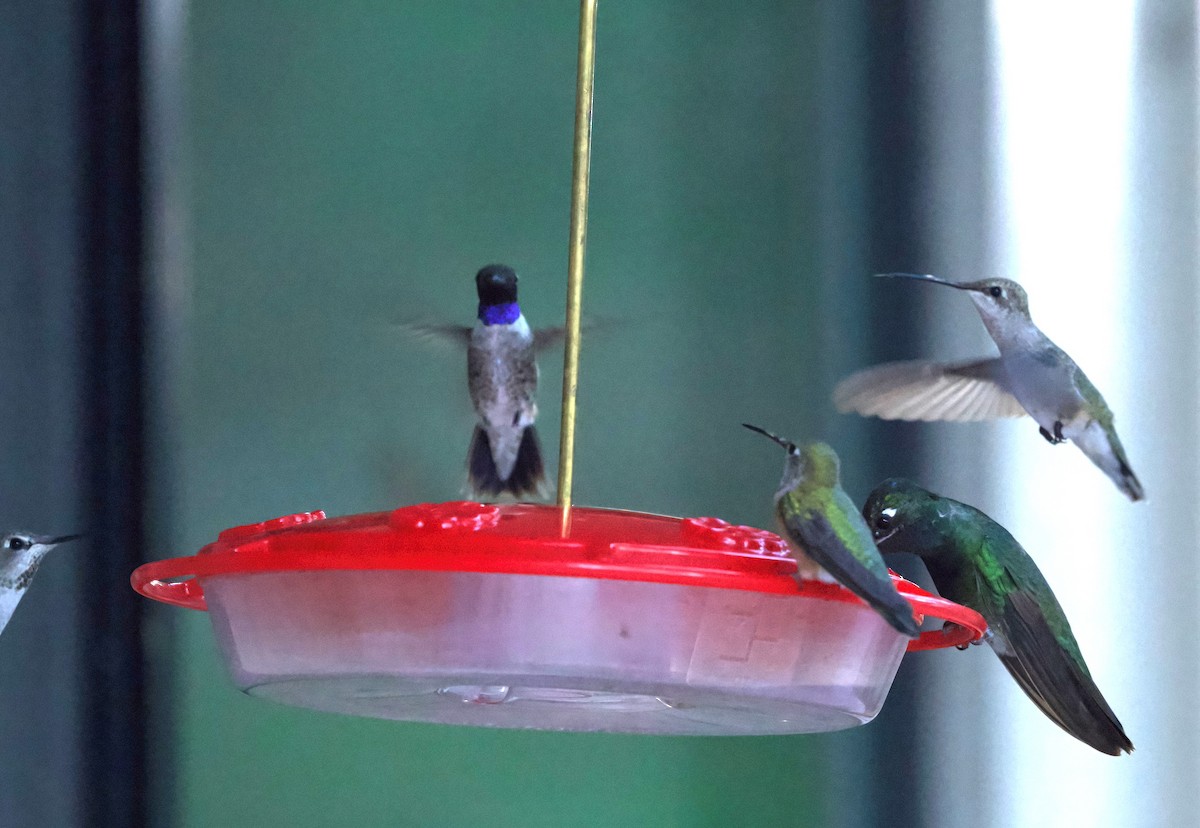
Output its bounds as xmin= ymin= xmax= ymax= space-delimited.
xmin=862 ymin=478 xmax=1132 ymax=755
xmin=743 ymin=425 xmax=919 ymax=637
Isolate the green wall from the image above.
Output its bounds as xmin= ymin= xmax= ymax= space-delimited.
xmin=173 ymin=3 xmax=877 ymax=825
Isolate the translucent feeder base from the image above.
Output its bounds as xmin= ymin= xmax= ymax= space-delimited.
xmin=206 ymin=569 xmax=909 ymax=735
xmin=247 ymin=674 xmax=876 ymax=735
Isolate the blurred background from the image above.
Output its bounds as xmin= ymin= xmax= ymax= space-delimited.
xmin=0 ymin=1 xmax=1196 ymax=826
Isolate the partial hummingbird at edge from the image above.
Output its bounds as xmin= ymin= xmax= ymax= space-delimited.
xmin=833 ymin=274 xmax=1144 ymax=502
xmin=863 ymin=477 xmax=1133 ymax=756
xmin=0 ymin=533 xmax=81 ymax=637
xmin=743 ymin=424 xmax=920 ymax=638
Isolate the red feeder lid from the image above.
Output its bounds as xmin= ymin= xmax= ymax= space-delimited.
xmin=131 ymin=501 xmax=985 ymax=652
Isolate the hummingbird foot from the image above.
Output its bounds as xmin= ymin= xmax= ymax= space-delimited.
xmin=949 ymin=622 xmax=993 ymax=650
xmin=1039 ymin=422 xmax=1066 ymax=445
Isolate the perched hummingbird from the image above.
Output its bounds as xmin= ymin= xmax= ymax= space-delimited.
xmin=862 ymin=478 xmax=1133 ymax=755
xmin=833 ymin=274 xmax=1144 ymax=502
xmin=743 ymin=424 xmax=920 ymax=637
xmin=0 ymin=532 xmax=81 ymax=636
xmin=403 ymin=264 xmax=553 ymax=499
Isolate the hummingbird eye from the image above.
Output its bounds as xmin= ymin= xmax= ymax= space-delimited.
xmin=5 ymin=536 xmax=30 ymax=552
xmin=874 ymin=507 xmax=896 ymax=533
xmin=988 ymin=286 xmax=1003 ymax=298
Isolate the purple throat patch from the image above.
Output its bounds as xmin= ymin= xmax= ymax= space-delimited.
xmin=479 ymin=302 xmax=520 ymax=326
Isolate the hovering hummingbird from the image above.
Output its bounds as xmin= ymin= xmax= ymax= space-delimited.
xmin=402 ymin=264 xmax=557 ymax=499
xmin=742 ymin=424 xmax=920 ymax=638
xmin=465 ymin=264 xmax=550 ymax=498
xmin=833 ymin=274 xmax=1144 ymax=502
xmin=863 ymin=478 xmax=1133 ymax=755
xmin=0 ymin=532 xmax=81 ymax=637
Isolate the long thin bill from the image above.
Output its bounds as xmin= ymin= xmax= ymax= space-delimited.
xmin=873 ymin=272 xmax=967 ymax=290
xmin=742 ymin=423 xmax=793 ymax=451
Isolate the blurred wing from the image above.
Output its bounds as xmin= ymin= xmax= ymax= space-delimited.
xmin=533 ymin=327 xmax=567 ymax=352
xmin=833 ymin=358 xmax=1027 ymax=422
xmin=992 ymin=590 xmax=1133 ymax=755
xmin=394 ymin=321 xmax=472 ymax=349
xmin=533 ymin=316 xmax=618 ymax=353
xmin=782 ymin=509 xmax=919 ymax=637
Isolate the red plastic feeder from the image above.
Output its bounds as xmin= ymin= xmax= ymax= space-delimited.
xmin=132 ymin=502 xmax=985 ymax=735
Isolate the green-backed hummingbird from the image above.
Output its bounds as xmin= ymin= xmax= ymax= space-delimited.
xmin=862 ymin=477 xmax=1133 ymax=755
xmin=743 ymin=424 xmax=920 ymax=637
xmin=833 ymin=274 xmax=1144 ymax=502
xmin=0 ymin=533 xmax=81 ymax=636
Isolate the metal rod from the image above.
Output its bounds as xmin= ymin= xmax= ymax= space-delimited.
xmin=557 ymin=0 xmax=598 ymax=534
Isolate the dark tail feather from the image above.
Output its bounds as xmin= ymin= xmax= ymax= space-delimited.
xmin=871 ymin=583 xmax=923 ymax=639
xmin=505 ymin=425 xmax=546 ymax=498
xmin=996 ymin=592 xmax=1134 ymax=755
xmin=467 ymin=426 xmax=505 ymax=497
xmin=466 ymin=425 xmax=546 ymax=500
xmin=792 ymin=513 xmax=921 ymax=638
xmin=854 ymin=574 xmax=922 ymax=639
xmin=816 ymin=552 xmax=921 ymax=638
xmin=1117 ymin=457 xmax=1145 ymax=502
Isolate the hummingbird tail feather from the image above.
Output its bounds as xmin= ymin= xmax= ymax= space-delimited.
xmin=833 ymin=563 xmax=922 ymax=639
xmin=506 ymin=425 xmax=546 ymax=499
xmin=996 ymin=592 xmax=1134 ymax=755
xmin=1074 ymin=423 xmax=1145 ymax=502
xmin=1115 ymin=457 xmax=1144 ymax=502
xmin=790 ymin=514 xmax=921 ymax=638
xmin=466 ymin=426 xmax=546 ymax=501
xmin=467 ymin=426 xmax=506 ymax=498
xmin=827 ymin=567 xmax=920 ymax=637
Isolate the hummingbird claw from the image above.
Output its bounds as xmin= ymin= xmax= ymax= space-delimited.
xmin=1039 ymin=424 xmax=1066 ymax=445
xmin=946 ymin=621 xmax=991 ymax=650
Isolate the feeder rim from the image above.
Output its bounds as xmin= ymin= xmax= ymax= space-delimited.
xmin=130 ymin=502 xmax=986 ymax=653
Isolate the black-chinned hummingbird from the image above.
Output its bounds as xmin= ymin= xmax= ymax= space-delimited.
xmin=743 ymin=424 xmax=920 ymax=638
xmin=863 ymin=478 xmax=1133 ymax=755
xmin=834 ymin=274 xmax=1144 ymax=502
xmin=399 ymin=264 xmax=571 ymax=500
xmin=465 ymin=264 xmax=546 ymax=498
xmin=0 ymin=533 xmax=81 ymax=636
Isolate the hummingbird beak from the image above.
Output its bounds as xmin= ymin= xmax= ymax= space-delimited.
xmin=742 ymin=423 xmax=795 ymax=452
xmin=39 ymin=534 xmax=83 ymax=546
xmin=874 ymin=273 xmax=970 ymax=291
xmin=872 ymin=526 xmax=899 ymax=546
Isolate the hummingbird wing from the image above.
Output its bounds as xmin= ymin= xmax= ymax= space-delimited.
xmin=532 ymin=327 xmax=569 ymax=352
xmin=393 ymin=321 xmax=473 ymax=348
xmin=533 ymin=316 xmax=615 ymax=353
xmin=398 ymin=324 xmax=579 ymax=354
xmin=990 ymin=589 xmax=1133 ymax=755
xmin=780 ymin=501 xmax=920 ymax=637
xmin=833 ymin=358 xmax=1027 ymax=422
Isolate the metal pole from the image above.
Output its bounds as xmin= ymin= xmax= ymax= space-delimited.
xmin=556 ymin=0 xmax=598 ymax=534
